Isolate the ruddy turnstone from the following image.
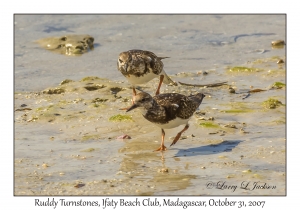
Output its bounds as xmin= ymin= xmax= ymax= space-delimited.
xmin=126 ymin=91 xmax=205 ymax=151
xmin=117 ymin=49 xmax=177 ymax=97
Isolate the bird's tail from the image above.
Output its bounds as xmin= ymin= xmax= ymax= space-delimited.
xmin=158 ymin=57 xmax=177 ymax=86
xmin=158 ymin=57 xmax=170 ymax=60
xmin=161 ymin=70 xmax=178 ymax=86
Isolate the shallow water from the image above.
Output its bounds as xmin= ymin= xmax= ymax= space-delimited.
xmin=15 ymin=14 xmax=285 ymax=91
xmin=14 ymin=14 xmax=286 ymax=195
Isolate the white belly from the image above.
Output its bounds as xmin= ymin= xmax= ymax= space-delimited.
xmin=153 ymin=117 xmax=190 ymax=129
xmin=126 ymin=72 xmax=158 ymax=85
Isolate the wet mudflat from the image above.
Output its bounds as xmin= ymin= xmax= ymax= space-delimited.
xmin=15 ymin=60 xmax=285 ymax=195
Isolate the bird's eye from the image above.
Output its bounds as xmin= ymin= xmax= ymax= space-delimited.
xmin=141 ymin=98 xmax=146 ymax=102
xmin=119 ymin=59 xmax=123 ymax=63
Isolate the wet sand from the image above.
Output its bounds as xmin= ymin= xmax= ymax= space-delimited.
xmin=14 ymin=15 xmax=286 ymax=195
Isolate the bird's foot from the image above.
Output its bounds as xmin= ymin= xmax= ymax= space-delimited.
xmin=154 ymin=144 xmax=167 ymax=151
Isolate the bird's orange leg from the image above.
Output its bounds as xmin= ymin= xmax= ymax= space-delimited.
xmin=155 ymin=129 xmax=167 ymax=151
xmin=155 ymin=75 xmax=164 ymax=95
xmin=170 ymin=124 xmax=189 ymax=147
xmin=131 ymin=87 xmax=137 ymax=105
xmin=132 ymin=86 xmax=137 ymax=96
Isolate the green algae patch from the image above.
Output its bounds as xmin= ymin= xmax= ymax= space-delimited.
xmin=91 ymin=98 xmax=108 ymax=108
xmin=60 ymin=79 xmax=74 ymax=85
xmin=110 ymin=87 xmax=123 ymax=92
xmin=57 ymin=100 xmax=69 ymax=106
xmin=92 ymin=103 xmax=106 ymax=108
xmin=81 ymin=76 xmax=101 ymax=81
xmin=220 ymin=102 xmax=254 ymax=114
xmin=199 ymin=121 xmax=220 ymax=128
xmin=92 ymin=98 xmax=108 ymax=103
xmin=272 ymin=40 xmax=285 ymax=48
xmin=92 ymin=98 xmax=108 ymax=107
xmin=263 ymin=98 xmax=283 ymax=109
xmin=271 ymin=56 xmax=281 ymax=60
xmin=228 ymin=66 xmax=261 ymax=73
xmin=110 ymin=87 xmax=125 ymax=94
xmin=273 ymin=117 xmax=286 ymax=124
xmin=267 ymin=69 xmax=286 ymax=74
xmin=36 ymin=34 xmax=94 ymax=56
xmin=43 ymin=87 xmax=65 ymax=94
xmin=252 ymin=173 xmax=264 ymax=179
xmin=252 ymin=59 xmax=266 ymax=64
xmin=36 ymin=105 xmax=55 ymax=112
xmin=35 ymin=105 xmax=62 ymax=121
xmin=84 ymin=84 xmax=106 ymax=91
xmin=272 ymin=82 xmax=286 ymax=89
xmin=226 ymin=174 xmax=236 ymax=179
xmin=252 ymin=56 xmax=282 ymax=64
xmin=109 ymin=114 xmax=133 ymax=122
xmin=222 ymin=109 xmax=252 ymax=113
xmin=81 ymin=148 xmax=95 ymax=152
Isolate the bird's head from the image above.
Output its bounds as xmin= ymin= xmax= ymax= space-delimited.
xmin=126 ymin=92 xmax=154 ymax=112
xmin=118 ymin=52 xmax=131 ymax=72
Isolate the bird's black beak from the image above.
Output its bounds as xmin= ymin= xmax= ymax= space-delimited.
xmin=124 ymin=64 xmax=128 ymax=72
xmin=126 ymin=103 xmax=138 ymax=112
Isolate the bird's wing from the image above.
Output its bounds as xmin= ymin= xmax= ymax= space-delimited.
xmin=154 ymin=94 xmax=185 ymax=114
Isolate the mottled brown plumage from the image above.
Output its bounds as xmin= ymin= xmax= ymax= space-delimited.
xmin=117 ymin=49 xmax=177 ymax=97
xmin=126 ymin=91 xmax=205 ymax=151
